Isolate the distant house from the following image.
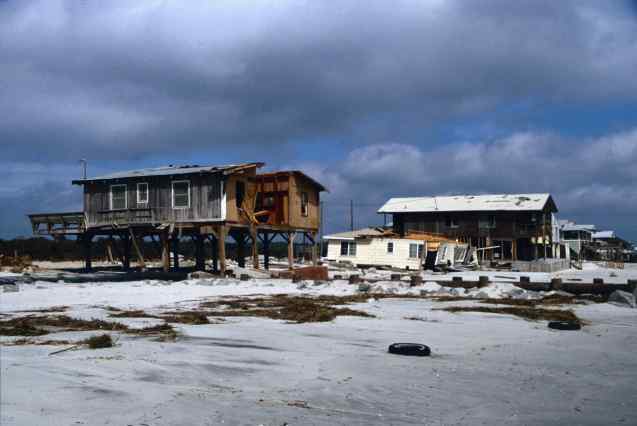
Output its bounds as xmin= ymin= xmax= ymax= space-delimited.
xmin=323 ymin=227 xmax=467 ymax=270
xmin=378 ymin=193 xmax=565 ymax=262
xmin=558 ymin=220 xmax=596 ymax=256
xmin=592 ymin=230 xmax=633 ymax=262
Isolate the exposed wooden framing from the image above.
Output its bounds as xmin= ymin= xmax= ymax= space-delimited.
xmin=129 ymin=228 xmax=146 ymax=270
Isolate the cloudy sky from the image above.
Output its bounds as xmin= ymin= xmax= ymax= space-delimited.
xmin=1 ymin=0 xmax=637 ymax=241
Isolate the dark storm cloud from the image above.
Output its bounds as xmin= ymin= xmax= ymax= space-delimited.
xmin=1 ymin=0 xmax=637 ymax=161
xmin=1 ymin=1 xmax=637 ymax=239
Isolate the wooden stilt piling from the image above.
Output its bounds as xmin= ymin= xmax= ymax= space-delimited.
xmin=251 ymin=226 xmax=259 ymax=270
xmin=287 ymin=232 xmax=296 ymax=270
xmin=160 ymin=231 xmax=170 ymax=273
xmin=218 ymin=225 xmax=227 ymax=275
xmin=172 ymin=237 xmax=180 ymax=270
xmin=83 ymin=233 xmax=93 ymax=272
xmin=263 ymin=232 xmax=271 ymax=270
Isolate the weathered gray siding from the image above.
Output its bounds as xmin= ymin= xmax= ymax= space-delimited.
xmin=84 ymin=173 xmax=224 ymax=227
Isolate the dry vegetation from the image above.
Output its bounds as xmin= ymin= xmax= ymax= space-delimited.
xmin=82 ymin=334 xmax=114 ymax=349
xmin=479 ymin=294 xmax=582 ymax=307
xmin=0 ymin=314 xmax=176 ymax=341
xmin=1 ymin=292 xmax=593 ymax=346
xmin=0 ymin=254 xmax=33 ymax=272
xmin=14 ymin=306 xmax=69 ymax=314
xmin=109 ymin=308 xmax=218 ymax=325
xmin=3 ymin=338 xmax=73 ymax=346
xmin=161 ymin=312 xmax=210 ymax=325
xmin=200 ymin=295 xmax=375 ymax=323
xmin=0 ymin=315 xmax=128 ymax=337
xmin=439 ymin=306 xmax=581 ymax=323
xmin=109 ymin=310 xmax=160 ymax=319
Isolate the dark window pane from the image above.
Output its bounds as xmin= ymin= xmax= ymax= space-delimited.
xmin=340 ymin=242 xmax=348 ymax=256
xmin=173 ymin=182 xmax=190 ymax=208
xmin=111 ymin=185 xmax=127 ymax=210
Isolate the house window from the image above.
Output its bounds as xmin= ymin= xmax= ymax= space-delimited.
xmin=387 ymin=242 xmax=394 ymax=253
xmin=409 ymin=243 xmax=424 ymax=258
xmin=301 ymin=192 xmax=309 ymax=217
xmin=236 ymin=181 xmax=245 ymax=209
xmin=479 ymin=215 xmax=496 ymax=229
xmin=172 ymin=180 xmax=190 ymax=209
xmin=136 ymin=183 xmax=149 ymax=204
xmin=340 ymin=241 xmax=356 ymax=256
xmin=110 ymin=184 xmax=127 ymax=210
xmin=445 ymin=216 xmax=459 ymax=228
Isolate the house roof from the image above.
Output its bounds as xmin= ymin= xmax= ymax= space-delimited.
xmin=323 ymin=227 xmax=387 ymax=241
xmin=323 ymin=227 xmax=454 ymax=243
xmin=72 ymin=163 xmax=264 ymax=184
xmin=378 ymin=193 xmax=557 ymax=214
xmin=256 ymin=170 xmax=327 ymax=192
xmin=558 ymin=220 xmax=596 ymax=232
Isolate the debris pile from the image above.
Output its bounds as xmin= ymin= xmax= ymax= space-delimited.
xmin=0 ymin=254 xmax=35 ymax=273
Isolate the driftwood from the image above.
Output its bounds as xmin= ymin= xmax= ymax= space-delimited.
xmin=49 ymin=345 xmax=80 ymax=356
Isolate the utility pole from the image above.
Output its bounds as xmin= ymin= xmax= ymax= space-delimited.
xmin=80 ymin=159 xmax=87 ymax=180
xmin=350 ymin=200 xmax=354 ymax=231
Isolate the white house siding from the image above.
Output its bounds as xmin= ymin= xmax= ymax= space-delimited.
xmin=325 ymin=238 xmax=425 ymax=270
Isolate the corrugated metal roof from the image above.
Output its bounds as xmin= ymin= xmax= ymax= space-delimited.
xmin=72 ymin=162 xmax=263 ymax=184
xmin=378 ymin=193 xmax=555 ymax=214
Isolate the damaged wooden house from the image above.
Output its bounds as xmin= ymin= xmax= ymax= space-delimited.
xmin=323 ymin=227 xmax=472 ymax=270
xmin=377 ymin=193 xmax=568 ymax=265
xmin=28 ymin=163 xmax=326 ymax=273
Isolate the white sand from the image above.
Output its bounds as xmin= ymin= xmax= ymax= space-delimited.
xmin=2 ymin=276 xmax=637 ymax=425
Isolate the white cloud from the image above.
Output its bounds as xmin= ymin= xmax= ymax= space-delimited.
xmin=310 ymin=128 xmax=637 ymax=237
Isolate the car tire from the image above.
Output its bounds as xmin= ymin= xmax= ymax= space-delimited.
xmin=388 ymin=343 xmax=431 ymax=356
xmin=548 ymin=321 xmax=581 ymax=331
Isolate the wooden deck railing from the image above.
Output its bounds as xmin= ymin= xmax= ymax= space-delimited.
xmin=94 ymin=208 xmax=153 ymax=226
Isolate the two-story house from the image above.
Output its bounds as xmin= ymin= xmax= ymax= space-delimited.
xmin=378 ymin=193 xmax=562 ymax=262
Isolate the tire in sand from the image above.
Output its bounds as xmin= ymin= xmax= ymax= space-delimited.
xmin=388 ymin=343 xmax=431 ymax=357
xmin=548 ymin=321 xmax=581 ymax=331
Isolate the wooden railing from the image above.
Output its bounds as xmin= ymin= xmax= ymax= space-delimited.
xmin=94 ymin=208 xmax=153 ymax=226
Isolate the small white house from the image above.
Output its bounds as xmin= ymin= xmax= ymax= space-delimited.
xmin=559 ymin=220 xmax=596 ymax=255
xmin=323 ymin=227 xmax=467 ymax=270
